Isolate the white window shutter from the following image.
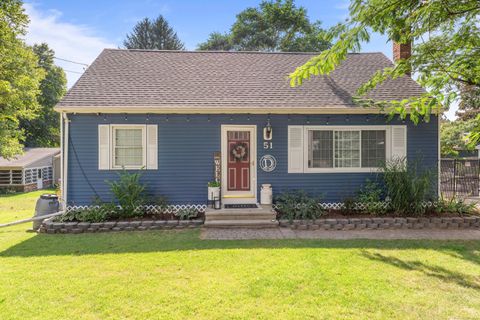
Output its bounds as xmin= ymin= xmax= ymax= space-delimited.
xmin=391 ymin=126 xmax=407 ymax=160
xmin=288 ymin=126 xmax=304 ymax=173
xmin=146 ymin=125 xmax=158 ymax=170
xmin=98 ymin=125 xmax=110 ymax=170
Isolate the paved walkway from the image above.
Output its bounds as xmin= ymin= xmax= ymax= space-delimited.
xmin=201 ymin=227 xmax=480 ymax=240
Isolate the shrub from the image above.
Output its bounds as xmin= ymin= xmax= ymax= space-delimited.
xmin=0 ymin=188 xmax=17 ymax=195
xmin=341 ymin=197 xmax=358 ymax=215
xmin=146 ymin=195 xmax=169 ymax=215
xmin=357 ymin=180 xmax=387 ymax=215
xmin=174 ymin=207 xmax=199 ymax=220
xmin=432 ymin=197 xmax=476 ymax=215
xmin=58 ymin=203 xmax=115 ymax=223
xmin=107 ymin=170 xmax=146 ymax=218
xmin=381 ymin=158 xmax=435 ymax=215
xmin=274 ymin=190 xmax=324 ymax=222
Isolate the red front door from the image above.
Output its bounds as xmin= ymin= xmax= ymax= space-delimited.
xmin=227 ymin=131 xmax=250 ymax=191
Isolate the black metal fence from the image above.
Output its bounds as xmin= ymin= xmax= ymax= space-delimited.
xmin=440 ymin=159 xmax=480 ymax=199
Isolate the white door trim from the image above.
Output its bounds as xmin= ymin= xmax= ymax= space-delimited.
xmin=221 ymin=125 xmax=257 ymax=204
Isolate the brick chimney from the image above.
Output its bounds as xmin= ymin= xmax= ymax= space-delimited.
xmin=393 ymin=41 xmax=411 ymax=75
xmin=393 ymin=41 xmax=411 ymax=61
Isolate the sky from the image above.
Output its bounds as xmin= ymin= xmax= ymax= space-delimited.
xmin=23 ymin=0 xmax=457 ymax=119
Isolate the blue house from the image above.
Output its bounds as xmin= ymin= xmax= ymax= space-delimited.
xmin=55 ymin=46 xmax=438 ymax=209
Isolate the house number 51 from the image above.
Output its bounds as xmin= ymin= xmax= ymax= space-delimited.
xmin=263 ymin=142 xmax=273 ymax=149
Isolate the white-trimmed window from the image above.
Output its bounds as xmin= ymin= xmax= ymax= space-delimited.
xmin=288 ymin=125 xmax=406 ymax=173
xmin=112 ymin=125 xmax=146 ymax=169
xmin=98 ymin=124 xmax=158 ymax=170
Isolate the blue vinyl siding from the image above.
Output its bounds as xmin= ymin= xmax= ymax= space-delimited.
xmin=66 ymin=114 xmax=438 ymax=205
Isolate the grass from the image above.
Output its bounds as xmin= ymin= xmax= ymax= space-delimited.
xmin=1 ymin=192 xmax=480 ymax=319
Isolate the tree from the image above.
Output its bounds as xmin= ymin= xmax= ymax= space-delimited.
xmin=197 ymin=0 xmax=330 ymax=52
xmin=0 ymin=0 xmax=44 ymax=158
xmin=441 ymin=118 xmax=477 ymax=157
xmin=456 ymin=85 xmax=480 ymax=121
xmin=123 ymin=15 xmax=185 ymax=50
xmin=289 ymin=0 xmax=480 ymax=144
xmin=20 ymin=43 xmax=66 ymax=147
xmin=197 ymin=32 xmax=233 ymax=51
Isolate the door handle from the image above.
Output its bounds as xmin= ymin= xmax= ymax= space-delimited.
xmin=251 ymin=160 xmax=255 ymax=166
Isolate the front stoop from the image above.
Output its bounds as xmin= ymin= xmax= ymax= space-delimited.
xmin=204 ymin=205 xmax=278 ymax=228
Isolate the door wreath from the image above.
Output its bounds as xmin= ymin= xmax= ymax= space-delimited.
xmin=231 ymin=142 xmax=248 ymax=161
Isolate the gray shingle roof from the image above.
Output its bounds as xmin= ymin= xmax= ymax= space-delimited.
xmin=0 ymin=148 xmax=60 ymax=168
xmin=57 ymin=49 xmax=425 ymax=111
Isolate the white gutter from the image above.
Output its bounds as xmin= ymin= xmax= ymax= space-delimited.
xmin=54 ymin=106 xmax=386 ymax=114
xmin=62 ymin=113 xmax=69 ymax=203
xmin=54 ymin=105 xmax=444 ymax=115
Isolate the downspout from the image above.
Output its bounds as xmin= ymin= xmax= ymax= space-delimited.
xmin=438 ymin=115 xmax=441 ymax=199
xmin=62 ymin=113 xmax=69 ymax=204
xmin=60 ymin=112 xmax=63 ymax=197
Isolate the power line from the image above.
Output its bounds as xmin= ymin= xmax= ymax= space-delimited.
xmin=54 ymin=56 xmax=89 ymax=67
xmin=63 ymin=69 xmax=84 ymax=75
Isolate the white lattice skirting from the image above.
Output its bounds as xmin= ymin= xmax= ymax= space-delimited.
xmin=66 ymin=204 xmax=208 ymax=214
xmin=65 ymin=201 xmax=403 ymax=214
xmin=272 ymin=202 xmax=391 ymax=211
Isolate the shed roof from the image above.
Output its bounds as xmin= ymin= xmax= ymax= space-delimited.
xmin=0 ymin=148 xmax=60 ymax=169
xmin=56 ymin=49 xmax=425 ymax=113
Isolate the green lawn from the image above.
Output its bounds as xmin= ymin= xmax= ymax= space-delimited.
xmin=1 ymin=192 xmax=480 ymax=319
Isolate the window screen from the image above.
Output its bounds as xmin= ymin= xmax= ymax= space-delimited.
xmin=113 ymin=128 xmax=144 ymax=167
xmin=361 ymin=130 xmax=386 ymax=167
xmin=334 ymin=131 xmax=360 ymax=168
xmin=308 ymin=130 xmax=333 ymax=168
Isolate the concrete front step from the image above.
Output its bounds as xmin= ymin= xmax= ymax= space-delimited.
xmin=204 ymin=219 xmax=279 ymax=228
xmin=205 ymin=212 xmax=276 ymax=221
xmin=204 ymin=205 xmax=278 ymax=228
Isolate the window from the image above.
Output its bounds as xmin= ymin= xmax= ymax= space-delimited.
xmin=361 ymin=130 xmax=386 ymax=167
xmin=307 ymin=128 xmax=385 ymax=171
xmin=308 ymin=130 xmax=333 ymax=168
xmin=288 ymin=125 xmax=405 ymax=173
xmin=99 ymin=124 xmax=157 ymax=170
xmin=334 ymin=130 xmax=361 ymax=168
xmin=112 ymin=126 xmax=146 ymax=169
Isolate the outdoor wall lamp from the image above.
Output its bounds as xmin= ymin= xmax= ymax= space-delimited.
xmin=263 ymin=118 xmax=273 ymax=140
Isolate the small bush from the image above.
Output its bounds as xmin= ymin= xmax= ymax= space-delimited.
xmin=106 ymin=170 xmax=146 ymax=218
xmin=381 ymin=158 xmax=435 ymax=215
xmin=274 ymin=190 xmax=324 ymax=222
xmin=357 ymin=180 xmax=387 ymax=215
xmin=432 ymin=197 xmax=476 ymax=215
xmin=58 ymin=203 xmax=115 ymax=223
xmin=145 ymin=195 xmax=169 ymax=216
xmin=174 ymin=207 xmax=199 ymax=220
xmin=341 ymin=197 xmax=358 ymax=215
xmin=0 ymin=188 xmax=17 ymax=195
